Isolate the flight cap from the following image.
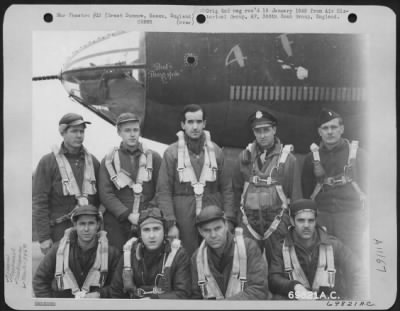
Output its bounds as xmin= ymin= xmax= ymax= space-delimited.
xmin=289 ymin=199 xmax=318 ymax=218
xmin=318 ymin=108 xmax=342 ymax=127
xmin=248 ymin=110 xmax=277 ymax=129
xmin=196 ymin=205 xmax=225 ymax=226
xmin=116 ymin=112 xmax=140 ymax=126
xmin=71 ymin=204 xmax=101 ymax=222
xmin=138 ymin=207 xmax=165 ymax=228
xmin=59 ymin=113 xmax=91 ymax=133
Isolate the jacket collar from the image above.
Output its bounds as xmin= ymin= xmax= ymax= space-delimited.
xmin=319 ymin=138 xmax=349 ymax=153
xmin=252 ymin=137 xmax=282 ymax=159
xmin=60 ymin=143 xmax=85 ymax=158
xmin=184 ymin=132 xmax=206 ymax=155
xmin=120 ymin=141 xmax=143 ymax=155
xmin=135 ymin=239 xmax=170 ymax=261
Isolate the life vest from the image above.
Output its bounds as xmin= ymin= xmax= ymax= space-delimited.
xmin=105 ymin=143 xmax=153 ymax=223
xmin=196 ymin=228 xmax=247 ymax=299
xmin=282 ymin=239 xmax=336 ymax=292
xmin=54 ymin=228 xmax=108 ymax=299
xmin=239 ymin=143 xmax=293 ymax=241
xmin=176 ymin=130 xmax=218 ymax=216
xmin=122 ymin=237 xmax=181 ymax=298
xmin=309 ymin=140 xmax=366 ymax=205
xmin=52 ymin=145 xmax=97 ymax=207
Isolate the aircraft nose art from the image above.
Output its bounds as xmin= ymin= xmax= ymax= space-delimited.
xmin=60 ymin=31 xmax=147 ymax=125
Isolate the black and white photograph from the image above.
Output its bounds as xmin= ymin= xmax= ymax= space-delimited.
xmin=3 ymin=4 xmax=397 ymax=310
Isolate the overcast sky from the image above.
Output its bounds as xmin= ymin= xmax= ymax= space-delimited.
xmin=32 ymin=31 xmax=167 ymax=170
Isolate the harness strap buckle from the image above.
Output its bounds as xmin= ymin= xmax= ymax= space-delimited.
xmin=132 ymin=183 xmax=143 ymax=195
xmin=136 ymin=288 xmax=145 ymax=298
xmin=77 ymin=196 xmax=89 ymax=207
xmin=55 ymin=274 xmax=63 ymax=290
xmin=176 ymin=167 xmax=185 ymax=182
xmin=239 ymin=278 xmax=247 ymax=291
xmin=198 ymin=280 xmax=207 ymax=297
xmin=325 ymin=175 xmax=352 ymax=187
xmin=110 ymin=175 xmax=120 ymax=186
xmin=251 ymin=176 xmax=260 ymax=184
xmin=252 ymin=176 xmax=267 ymax=184
xmin=99 ymin=271 xmax=107 ymax=287
xmin=62 ymin=179 xmax=72 ymax=194
xmin=152 ymin=287 xmax=165 ymax=295
xmin=193 ymin=183 xmax=205 ymax=196
xmin=251 ymin=175 xmax=277 ymax=185
xmin=328 ymin=268 xmax=336 ymax=288
xmin=136 ymin=287 xmax=158 ymax=298
xmin=324 ymin=177 xmax=334 ymax=185
xmin=284 ymin=267 xmax=294 ymax=280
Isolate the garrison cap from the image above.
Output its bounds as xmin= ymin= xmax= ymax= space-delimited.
xmin=248 ymin=110 xmax=277 ymax=129
xmin=196 ymin=205 xmax=225 ymax=226
xmin=71 ymin=204 xmax=100 ymax=221
xmin=289 ymin=199 xmax=318 ymax=217
xmin=138 ymin=207 xmax=165 ymax=228
xmin=59 ymin=113 xmax=91 ymax=134
xmin=318 ymin=108 xmax=342 ymax=127
xmin=59 ymin=113 xmax=91 ymax=127
xmin=116 ymin=112 xmax=140 ymax=126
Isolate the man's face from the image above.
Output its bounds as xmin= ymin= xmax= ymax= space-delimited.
xmin=118 ymin=121 xmax=140 ymax=147
xmin=291 ymin=211 xmax=317 ymax=241
xmin=141 ymin=223 xmax=164 ymax=250
xmin=75 ymin=215 xmax=100 ymax=243
xmin=318 ymin=118 xmax=344 ymax=147
xmin=63 ymin=125 xmax=85 ymax=149
xmin=181 ymin=110 xmax=206 ymax=140
xmin=198 ymin=219 xmax=228 ymax=250
xmin=253 ymin=125 xmax=276 ymax=149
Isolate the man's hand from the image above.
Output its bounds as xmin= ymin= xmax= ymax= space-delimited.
xmin=40 ymin=239 xmax=53 ymax=255
xmin=294 ymin=284 xmax=307 ymax=293
xmin=82 ymin=291 xmax=101 ymax=298
xmin=128 ymin=213 xmax=140 ymax=225
xmin=167 ymin=225 xmax=179 ymax=239
xmin=294 ymin=284 xmax=313 ymax=300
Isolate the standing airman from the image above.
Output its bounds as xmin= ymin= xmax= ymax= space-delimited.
xmin=156 ymin=104 xmax=235 ymax=256
xmin=98 ymin=112 xmax=162 ymax=250
xmin=232 ymin=110 xmax=298 ymax=264
xmin=301 ymin=108 xmax=367 ymax=258
xmin=33 ymin=113 xmax=100 ymax=255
